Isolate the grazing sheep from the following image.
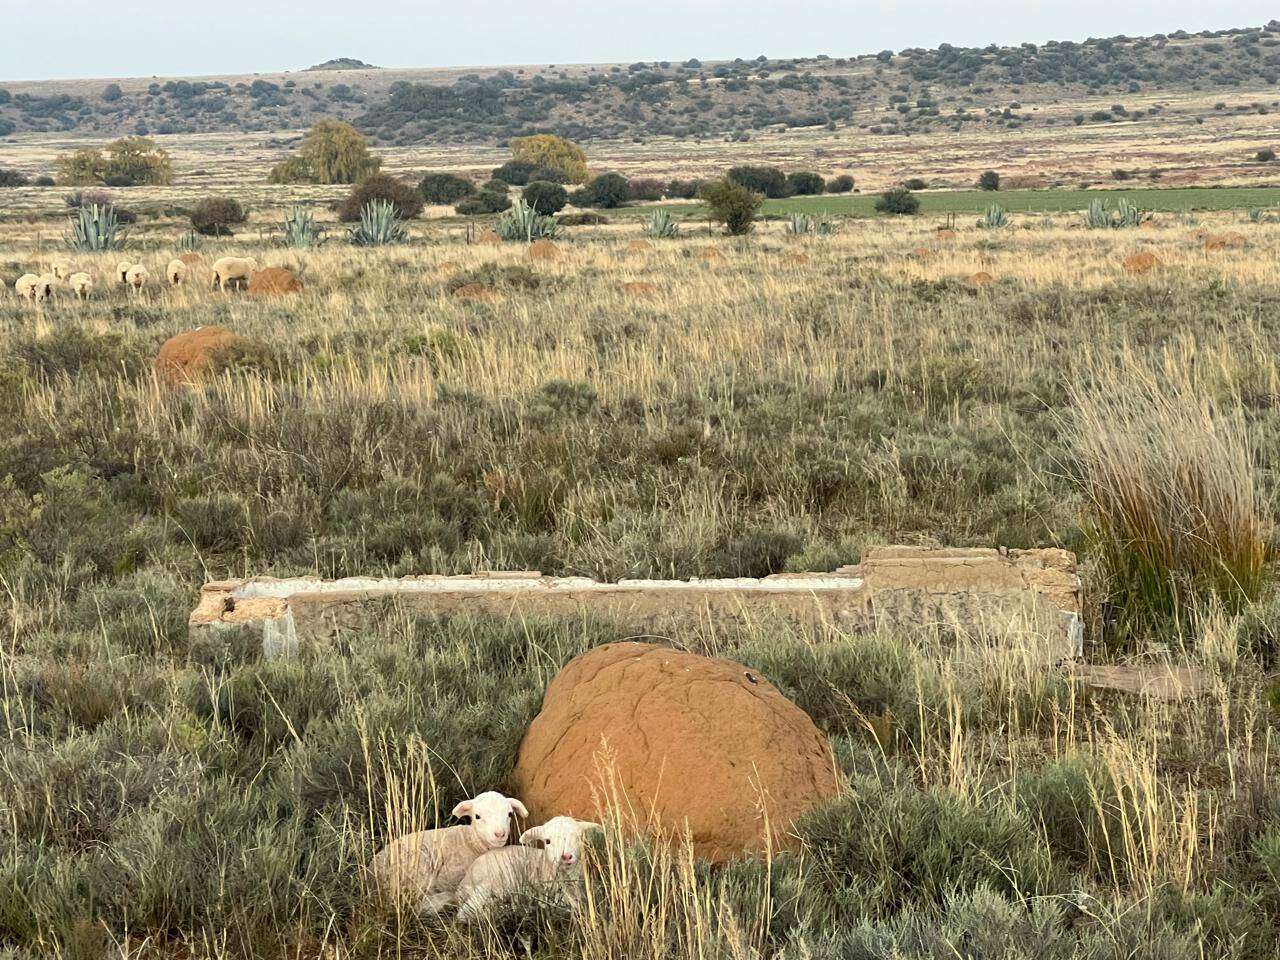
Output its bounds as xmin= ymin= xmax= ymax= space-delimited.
xmin=211 ymin=256 xmax=259 ymax=292
xmin=116 ymin=261 xmax=134 ymax=285
xmin=455 ymin=817 xmax=601 ymax=921
xmin=14 ymin=274 xmax=41 ymax=300
xmin=51 ymin=260 xmax=74 ymax=281
xmin=68 ymin=272 xmax=94 ymax=300
xmin=34 ymin=275 xmax=58 ymax=302
xmin=166 ymin=259 xmax=188 ymax=286
xmin=370 ymin=791 xmax=529 ymax=915
xmin=125 ymin=265 xmax=149 ymax=294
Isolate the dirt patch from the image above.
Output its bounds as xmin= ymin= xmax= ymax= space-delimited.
xmin=247 ymin=266 xmax=304 ymax=297
xmin=780 ymin=253 xmax=810 ymax=267
xmin=696 ymin=247 xmax=724 ymax=262
xmin=935 ymin=228 xmax=957 ymax=240
xmin=965 ymin=271 xmax=996 ymax=287
xmin=1122 ymin=251 xmax=1161 ymax=274
xmin=621 ymin=281 xmax=659 ymax=297
xmin=512 ymin=642 xmax=840 ymax=862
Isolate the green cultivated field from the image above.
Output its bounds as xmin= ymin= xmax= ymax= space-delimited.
xmin=652 ymin=186 xmax=1280 ymax=220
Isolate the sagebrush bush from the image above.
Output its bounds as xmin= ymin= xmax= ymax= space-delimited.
xmin=699 ymin=177 xmax=762 ymax=235
xmin=338 ymin=174 xmax=424 ymax=223
xmin=419 ymin=172 xmax=475 ymax=204
xmin=190 ymin=196 xmax=248 ymax=236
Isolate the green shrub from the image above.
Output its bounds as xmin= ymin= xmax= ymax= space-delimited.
xmin=455 ymin=186 xmax=511 ymax=215
xmin=338 ymin=174 xmax=423 ymax=223
xmin=189 ymin=196 xmax=247 ymax=236
xmin=786 ymin=171 xmax=825 ymax=195
xmin=978 ymin=170 xmax=1001 ymax=191
xmin=875 ymin=187 xmax=920 ymax=215
xmin=644 ymin=209 xmax=679 ymax=238
xmin=1257 ymin=148 xmax=1276 ymax=162
xmin=65 ymin=203 xmax=128 ymax=251
xmin=0 ymin=168 xmax=29 ymax=187
xmin=419 ymin=172 xmax=475 ymax=205
xmin=666 ymin=178 xmax=700 ymax=199
xmin=727 ymin=165 xmax=790 ymax=198
xmin=574 ymin=172 xmax=630 ymax=208
xmin=626 ymin=178 xmax=666 ymax=201
xmin=558 ymin=211 xmax=609 ymax=226
xmin=268 ymin=120 xmax=380 ymax=184
xmin=825 ymin=174 xmax=855 ymax=193
xmin=347 ymin=199 xmax=408 ymax=245
xmin=495 ymin=197 xmax=559 ymax=241
xmin=276 ymin=206 xmax=326 ymax=248
xmin=491 ymin=160 xmax=537 ymax=186
xmin=522 ymin=180 xmax=568 ymax=215
xmin=699 ymin=178 xmax=761 ymax=235
xmin=903 ymin=177 xmax=928 ymax=190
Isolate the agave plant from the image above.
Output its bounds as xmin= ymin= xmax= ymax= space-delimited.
xmin=348 ymin=199 xmax=408 ymax=246
xmin=1084 ymin=196 xmax=1151 ymax=229
xmin=977 ymin=204 xmax=1010 ymax=229
xmin=64 ymin=203 xmax=127 ymax=252
xmin=786 ymin=212 xmax=840 ymax=236
xmin=495 ymin=198 xmax=558 ymax=242
xmin=277 ymin=206 xmax=326 ymax=248
xmin=644 ymin=209 xmax=679 ymax=239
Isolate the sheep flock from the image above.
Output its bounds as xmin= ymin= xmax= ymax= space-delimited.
xmin=8 ymin=255 xmax=266 ymax=302
xmin=370 ymin=790 xmax=601 ymax=921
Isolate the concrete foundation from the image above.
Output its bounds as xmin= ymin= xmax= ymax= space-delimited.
xmin=190 ymin=546 xmax=1083 ymax=659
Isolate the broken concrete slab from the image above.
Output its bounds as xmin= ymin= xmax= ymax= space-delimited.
xmin=190 ymin=546 xmax=1082 ymax=658
xmin=1070 ymin=663 xmax=1212 ymax=701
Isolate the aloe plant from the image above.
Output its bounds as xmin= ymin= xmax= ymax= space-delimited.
xmin=348 ymin=199 xmax=408 ymax=246
xmin=786 ymin=212 xmax=839 ymax=236
xmin=495 ymin=198 xmax=558 ymax=241
xmin=977 ymin=204 xmax=1010 ymax=229
xmin=278 ymin=206 xmax=326 ymax=248
xmin=644 ymin=209 xmax=679 ymax=238
xmin=64 ymin=203 xmax=127 ymax=251
xmin=1084 ymin=196 xmax=1151 ymax=229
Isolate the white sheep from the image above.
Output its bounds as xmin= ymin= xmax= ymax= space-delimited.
xmin=455 ymin=816 xmax=601 ymax=921
xmin=14 ymin=274 xmax=41 ymax=300
xmin=68 ymin=272 xmax=94 ymax=300
xmin=34 ymin=275 xmax=59 ymax=302
xmin=211 ymin=256 xmax=259 ymax=292
xmin=116 ymin=261 xmax=134 ymax=285
xmin=165 ymin=259 xmax=188 ymax=286
xmin=125 ymin=265 xmax=149 ymax=295
xmin=370 ymin=790 xmax=529 ymax=915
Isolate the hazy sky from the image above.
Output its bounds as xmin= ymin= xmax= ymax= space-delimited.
xmin=1 ymin=1 xmax=1276 ymax=82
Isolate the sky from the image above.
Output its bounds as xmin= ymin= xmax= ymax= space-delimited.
xmin=1 ymin=1 xmax=1276 ymax=82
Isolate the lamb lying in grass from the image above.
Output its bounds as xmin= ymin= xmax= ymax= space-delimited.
xmin=370 ymin=791 xmax=529 ymax=915
xmin=455 ymin=816 xmax=601 ymax=920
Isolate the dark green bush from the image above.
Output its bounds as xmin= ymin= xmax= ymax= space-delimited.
xmin=419 ymin=172 xmax=475 ymax=205
xmin=338 ymin=174 xmax=424 ymax=222
xmin=190 ymin=196 xmax=248 ymax=236
xmin=727 ymin=165 xmax=790 ymax=198
xmin=978 ymin=170 xmax=1001 ymax=190
xmin=573 ymin=172 xmax=630 ymax=208
xmin=875 ymin=187 xmax=920 ymax=215
xmin=491 ymin=160 xmax=537 ymax=185
xmin=1257 ymin=148 xmax=1276 ymax=162
xmin=0 ymin=168 xmax=29 ymax=187
xmin=558 ymin=211 xmax=609 ymax=226
xmin=455 ymin=186 xmax=511 ymax=215
xmin=626 ymin=178 xmax=666 ymax=201
xmin=522 ymin=180 xmax=568 ymax=215
xmin=825 ymin=174 xmax=855 ymax=193
xmin=903 ymin=177 xmax=928 ymax=190
xmin=786 ymin=171 xmax=825 ymax=195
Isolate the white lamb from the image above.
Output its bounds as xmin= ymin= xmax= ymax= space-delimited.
xmin=68 ymin=272 xmax=94 ymax=300
xmin=14 ymin=274 xmax=41 ymax=300
xmin=370 ymin=791 xmax=529 ymax=915
xmin=125 ymin=265 xmax=149 ymax=294
xmin=455 ymin=816 xmax=601 ymax=921
xmin=211 ymin=256 xmax=259 ymax=292
xmin=165 ymin=259 xmax=188 ymax=286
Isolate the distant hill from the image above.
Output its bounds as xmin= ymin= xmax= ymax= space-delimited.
xmin=1 ymin=22 xmax=1279 ymax=144
xmin=306 ymin=58 xmax=379 ymax=72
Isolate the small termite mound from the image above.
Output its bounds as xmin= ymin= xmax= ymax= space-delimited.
xmin=965 ymin=271 xmax=996 ymax=288
xmin=1122 ymin=251 xmax=1161 ymax=274
xmin=452 ymin=283 xmax=499 ymax=302
xmin=622 ymin=281 xmax=659 ymax=297
xmin=247 ymin=267 xmax=304 ymax=297
xmin=527 ymin=239 xmax=562 ymax=262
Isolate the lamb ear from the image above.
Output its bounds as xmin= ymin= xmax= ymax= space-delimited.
xmin=452 ymin=800 xmax=474 ymax=818
xmin=520 ymin=825 xmax=547 ymax=849
xmin=509 ymin=798 xmax=529 ymax=819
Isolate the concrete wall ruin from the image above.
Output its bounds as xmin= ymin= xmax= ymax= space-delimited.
xmin=190 ymin=546 xmax=1083 ymax=659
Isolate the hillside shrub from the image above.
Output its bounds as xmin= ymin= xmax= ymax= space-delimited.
xmin=903 ymin=177 xmax=928 ymax=190
xmin=574 ymin=172 xmax=629 ymax=208
xmin=978 ymin=170 xmax=1001 ymax=190
xmin=1257 ymin=148 xmax=1277 ymax=162
xmin=190 ymin=197 xmax=248 ymax=236
xmin=626 ymin=178 xmax=666 ymax=201
xmin=509 ymin=135 xmax=588 ymax=183
xmin=825 ymin=174 xmax=855 ymax=193
xmin=522 ymin=181 xmax=568 ymax=215
xmin=786 ymin=171 xmax=825 ymax=196
xmin=338 ymin=174 xmax=424 ymax=223
xmin=876 ymin=187 xmax=920 ymax=215
xmin=699 ymin=177 xmax=761 ymax=235
xmin=558 ymin=211 xmax=609 ymax=226
xmin=419 ymin=172 xmax=474 ymax=205
xmin=456 ymin=185 xmax=511 ymax=215
xmin=491 ymin=160 xmax=537 ymax=186
xmin=528 ymin=166 xmax=571 ymax=184
xmin=0 ymin=168 xmax=29 ymax=187
xmin=666 ymin=179 xmax=700 ymax=199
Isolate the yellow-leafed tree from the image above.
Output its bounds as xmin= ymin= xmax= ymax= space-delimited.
xmin=54 ymin=137 xmax=173 ymax=186
xmin=269 ymin=121 xmax=381 ymax=185
xmin=509 ymin=135 xmax=588 ymax=184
